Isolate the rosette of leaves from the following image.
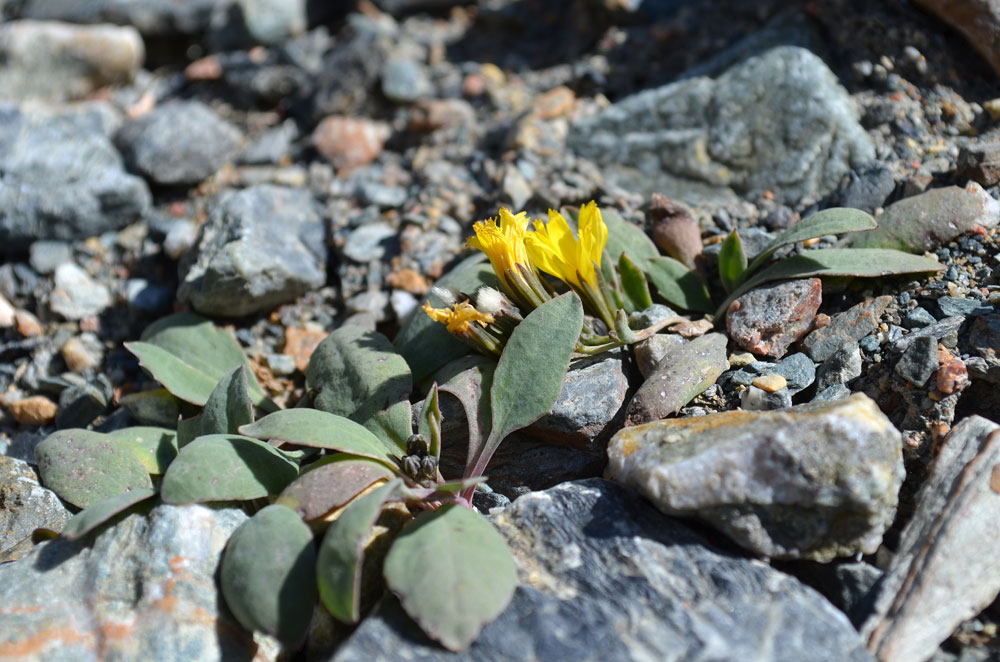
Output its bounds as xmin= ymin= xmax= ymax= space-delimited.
xmin=35 ymin=297 xmax=584 ymax=652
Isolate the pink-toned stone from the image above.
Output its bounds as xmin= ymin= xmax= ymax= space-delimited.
xmin=726 ymin=278 xmax=823 ymax=360
xmin=313 ymin=116 xmax=390 ymax=172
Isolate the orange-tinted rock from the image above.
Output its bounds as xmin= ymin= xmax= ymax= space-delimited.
xmin=313 ymin=116 xmax=389 ymax=172
xmin=385 ymin=268 xmax=429 ymax=295
xmin=727 ymin=278 xmax=823 ymax=360
xmin=536 ymin=86 xmax=575 ymax=119
xmin=936 ymin=358 xmax=969 ymax=395
xmin=7 ymin=396 xmax=58 ymax=426
xmin=283 ymin=327 xmax=328 ymax=372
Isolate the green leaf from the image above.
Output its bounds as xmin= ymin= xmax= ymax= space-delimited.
xmin=125 ymin=312 xmax=271 ymax=409
xmin=618 ymin=252 xmax=654 ymax=313
xmin=715 ymin=248 xmax=943 ymax=318
xmin=418 ymin=384 xmax=442 ymax=461
xmin=119 ymin=388 xmax=182 ymax=427
xmin=383 ymin=504 xmax=516 ymax=651
xmin=434 ymin=356 xmax=495 ymax=472
xmin=239 ymin=409 xmax=398 ymax=468
xmin=394 ymin=255 xmax=499 ymax=384
xmin=202 ymin=365 xmax=254 ymax=435
xmin=160 ymin=434 xmax=299 ymax=504
xmin=220 ymin=504 xmax=317 ymax=645
xmin=317 ymin=480 xmax=401 ymax=623
xmin=467 ymin=293 xmax=581 ymax=480
xmin=277 ymin=455 xmax=394 ymax=521
xmin=719 ymin=230 xmax=749 ymax=293
xmin=746 ymin=207 xmax=877 ymax=274
xmin=35 ymin=429 xmax=154 ymax=509
xmin=601 ymin=208 xmax=660 ymax=264
xmin=645 ymin=256 xmax=714 ymax=314
xmin=61 ymin=488 xmax=156 ymax=540
xmin=108 ymin=427 xmax=177 ymax=475
xmin=307 ymin=325 xmax=412 ymax=453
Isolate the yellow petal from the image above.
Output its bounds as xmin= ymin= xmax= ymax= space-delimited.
xmin=525 ymin=210 xmax=580 ymax=286
xmin=576 ymin=201 xmax=607 ymax=286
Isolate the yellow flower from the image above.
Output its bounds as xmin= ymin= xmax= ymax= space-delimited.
xmin=421 ymin=301 xmax=494 ymax=335
xmin=525 ymin=201 xmax=607 ymax=290
xmin=466 ymin=208 xmax=531 ymax=291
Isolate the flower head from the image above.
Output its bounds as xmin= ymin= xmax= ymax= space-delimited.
xmin=525 ymin=201 xmax=607 ymax=290
xmin=466 ymin=209 xmax=531 ymax=291
xmin=421 ymin=300 xmax=494 ymax=335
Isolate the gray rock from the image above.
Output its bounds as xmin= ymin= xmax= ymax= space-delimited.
xmin=346 ymin=290 xmax=389 ymax=321
xmin=741 ymin=384 xmax=793 ymax=411
xmin=607 ymin=393 xmax=904 ymax=561
xmin=895 ymin=335 xmax=938 ymax=387
xmin=767 ymin=352 xmax=816 ymax=395
xmin=804 ymin=296 xmax=891 ymax=361
xmin=115 ymin=101 xmax=243 ymax=186
xmin=22 ymin=0 xmax=222 ymax=36
xmin=812 ymin=383 xmax=852 ymax=403
xmin=0 ymin=104 xmax=151 ymax=253
xmin=125 ymin=278 xmax=173 ymax=314
xmin=626 ymin=332 xmax=728 ymax=425
xmin=838 ymin=162 xmax=896 ymax=213
xmin=862 ymin=416 xmax=1000 ymax=662
xmin=29 ymin=240 xmax=72 ymax=274
xmin=630 ymin=303 xmax=679 ymax=329
xmin=343 ymin=222 xmax=397 ymax=262
xmin=726 ymin=278 xmax=822 ymax=360
xmin=0 ymin=503 xmax=273 ymax=661
xmin=178 ymin=185 xmax=327 ymax=317
xmin=239 ymin=119 xmax=297 ymax=165
xmin=527 ymin=351 xmax=629 ymax=446
xmin=969 ymin=314 xmax=1000 ymax=370
xmin=903 ymin=306 xmax=937 ymax=329
xmin=936 ymin=296 xmax=993 ymax=318
xmin=0 ymin=456 xmax=71 ymax=558
xmin=634 ymin=333 xmax=687 ymax=379
xmin=56 ymin=378 xmax=111 ymax=428
xmin=334 ymin=479 xmax=872 ymax=662
xmin=389 ymin=289 xmax=418 ymax=322
xmin=815 ymin=344 xmax=862 ymax=391
xmin=236 ymin=0 xmax=306 ymax=45
xmin=358 ymin=183 xmax=407 ymax=208
xmin=848 ymin=183 xmax=1000 ymax=253
xmin=162 ymin=219 xmax=199 ymax=260
xmin=380 ymin=58 xmax=431 ymax=104
xmin=49 ymin=263 xmax=112 ymax=320
xmin=568 ymin=46 xmax=874 ymax=206
xmin=0 ymin=20 xmax=143 ymax=103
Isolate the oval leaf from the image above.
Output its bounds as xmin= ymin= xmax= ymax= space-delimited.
xmin=201 ymin=365 xmax=254 ymax=436
xmin=618 ymin=252 xmax=654 ymax=313
xmin=35 ymin=429 xmax=154 ymax=509
xmin=62 ymin=488 xmax=156 ymax=540
xmin=307 ymin=326 xmax=412 ymax=453
xmin=220 ymin=504 xmax=317 ymax=645
xmin=278 ymin=456 xmax=394 ymax=521
xmin=317 ymin=480 xmax=401 ymax=623
xmin=718 ymin=230 xmax=748 ymax=293
xmin=119 ymin=388 xmax=182 ymax=427
xmin=383 ymin=504 xmax=517 ymax=651
xmin=435 ymin=355 xmax=495 ymax=471
xmin=109 ymin=426 xmax=178 ymax=475
xmin=239 ymin=409 xmax=397 ymax=467
xmin=645 ymin=256 xmax=714 ymax=314
xmin=746 ymin=207 xmax=877 ymax=273
xmin=601 ymin=208 xmax=660 ymax=264
xmin=125 ymin=312 xmax=270 ymax=408
xmin=160 ymin=434 xmax=299 ymax=504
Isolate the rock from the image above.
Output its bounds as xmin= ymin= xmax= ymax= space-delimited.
xmin=0 ymin=503 xmax=271 ymax=661
xmin=162 ymin=219 xmax=199 ymax=260
xmin=334 ymin=480 xmax=872 ymax=662
xmin=815 ymin=344 xmax=862 ymax=391
xmin=0 ymin=104 xmax=151 ymax=253
xmin=752 ymin=372 xmax=787 ymax=392
xmin=239 ymin=119 xmax=297 ymax=165
xmin=343 ymin=222 xmax=397 ymax=262
xmin=766 ymin=352 xmax=816 ymax=395
xmin=649 ymin=194 xmax=702 ymax=271
xmin=236 ymin=0 xmax=306 ymax=45
xmin=282 ymin=327 xmax=328 ymax=373
xmin=28 ymin=241 xmax=72 ymax=275
xmin=727 ymin=278 xmax=822 ymax=359
xmin=848 ymin=183 xmax=1000 ymax=253
xmin=0 ymin=20 xmax=143 ymax=103
xmin=913 ymin=0 xmax=1000 ymax=76
xmin=803 ymin=296 xmax=891 ymax=361
xmin=741 ymin=384 xmax=793 ymax=411
xmin=56 ymin=379 xmax=111 ymax=428
xmin=15 ymin=310 xmax=43 ymax=337
xmin=357 ymin=182 xmax=407 ymax=208
xmin=892 ymin=315 xmax=965 ymax=354
xmin=178 ymin=185 xmax=327 ymax=317
xmin=5 ymin=395 xmax=58 ymax=426
xmin=634 ymin=333 xmax=687 ymax=379
xmin=125 ymin=278 xmax=173 ymax=314
xmin=313 ymin=116 xmax=390 ymax=172
xmin=969 ymin=314 xmax=1000 ymax=371
xmin=607 ymin=393 xmax=904 ymax=561
xmin=568 ymin=47 xmax=873 ymax=206
xmin=61 ymin=333 xmax=104 ymax=373
xmin=49 ymin=263 xmax=112 ymax=320
xmin=0 ymin=456 xmax=71 ymax=558
xmin=936 ymin=296 xmax=993 ymax=317
xmin=812 ymin=383 xmax=853 ymax=403
xmin=895 ymin=335 xmax=938 ymax=387
xmin=346 ymin=290 xmax=389 ymax=321
xmin=22 ymin=0 xmax=222 ymax=36
xmin=380 ymin=58 xmax=431 ymax=104
xmin=625 ymin=332 xmax=729 ymax=425
xmin=527 ymin=351 xmax=629 ymax=446
xmin=115 ymin=101 xmax=243 ymax=186
xmin=957 ymin=141 xmax=1000 ymax=186
xmin=861 ymin=416 xmax=1000 ymax=662
xmin=0 ymin=294 xmax=14 ymax=328
xmin=389 ymin=289 xmax=417 ymax=322
xmin=903 ymin=306 xmax=937 ymax=329
xmin=837 ymin=162 xmax=896 ymax=213
xmin=407 ymin=98 xmax=476 ymax=133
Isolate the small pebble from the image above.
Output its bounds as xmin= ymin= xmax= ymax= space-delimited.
xmin=6 ymin=395 xmax=58 ymax=426
xmin=265 ymin=353 xmax=296 ymax=377
xmin=752 ymin=373 xmax=787 ymax=393
xmin=0 ymin=294 xmax=15 ymax=328
xmin=15 ymin=310 xmax=43 ymax=337
xmin=728 ymin=352 xmax=757 ymax=367
xmin=61 ymin=334 xmax=104 ymax=373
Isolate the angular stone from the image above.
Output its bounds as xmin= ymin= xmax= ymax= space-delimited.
xmin=803 ymin=296 xmax=891 ymax=361
xmin=766 ymin=352 xmax=816 ymax=396
xmin=115 ymin=100 xmax=243 ymax=186
xmin=862 ymin=416 xmax=1000 ymax=662
xmin=333 ymin=480 xmax=872 ymax=662
xmin=0 ymin=503 xmax=274 ymax=661
xmin=0 ymin=456 xmax=71 ymax=558
xmin=625 ymin=332 xmax=729 ymax=426
xmin=313 ymin=116 xmax=390 ymax=172
xmin=607 ymin=393 xmax=904 ymax=560
xmin=49 ymin=263 xmax=112 ymax=321
xmin=727 ymin=278 xmax=822 ymax=360
xmin=634 ymin=333 xmax=687 ymax=379
xmin=957 ymin=141 xmax=1000 ymax=186
xmin=848 ymin=183 xmax=1000 ymax=253
xmin=22 ymin=0 xmax=222 ymax=36
xmin=815 ymin=344 xmax=862 ymax=391
xmin=0 ymin=20 xmax=143 ymax=103
xmin=178 ymin=185 xmax=327 ymax=317
xmin=894 ymin=335 xmax=938 ymax=387
xmin=569 ymin=47 xmax=874 ymax=206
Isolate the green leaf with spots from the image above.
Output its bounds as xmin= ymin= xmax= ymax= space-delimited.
xmin=108 ymin=427 xmax=177 ymax=474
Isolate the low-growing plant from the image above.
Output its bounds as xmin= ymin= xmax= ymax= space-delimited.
xmin=32 ymin=200 xmax=944 ymax=653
